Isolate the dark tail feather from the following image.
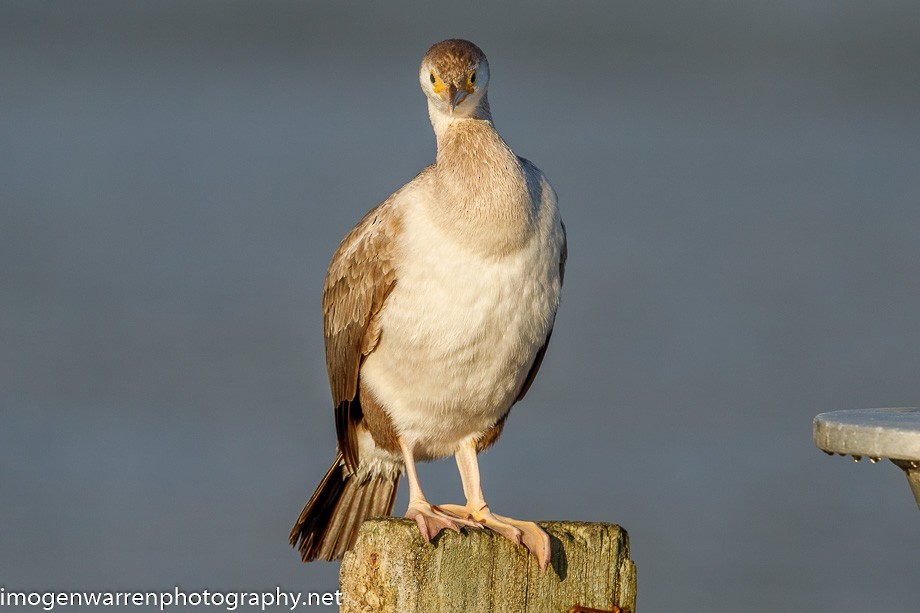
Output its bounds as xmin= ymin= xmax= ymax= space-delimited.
xmin=289 ymin=454 xmax=400 ymax=562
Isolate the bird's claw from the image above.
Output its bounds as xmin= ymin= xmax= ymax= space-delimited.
xmin=438 ymin=503 xmax=551 ymax=572
xmin=405 ymin=501 xmax=480 ymax=542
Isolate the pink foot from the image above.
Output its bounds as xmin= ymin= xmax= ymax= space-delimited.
xmin=405 ymin=500 xmax=481 ymax=542
xmin=439 ymin=503 xmax=551 ymax=571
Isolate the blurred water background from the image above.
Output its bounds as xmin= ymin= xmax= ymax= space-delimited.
xmin=2 ymin=2 xmax=919 ymax=611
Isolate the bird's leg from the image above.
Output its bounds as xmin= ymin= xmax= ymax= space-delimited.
xmin=399 ymin=440 xmax=480 ymax=542
xmin=439 ymin=441 xmax=551 ymax=571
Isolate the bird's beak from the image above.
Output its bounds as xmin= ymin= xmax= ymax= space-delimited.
xmin=446 ymin=83 xmax=468 ymax=114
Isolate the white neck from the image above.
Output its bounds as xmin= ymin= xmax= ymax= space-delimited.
xmin=427 ymin=96 xmax=493 ymax=146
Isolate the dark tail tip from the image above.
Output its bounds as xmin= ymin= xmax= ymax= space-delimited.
xmin=290 ymin=455 xmax=399 ymax=562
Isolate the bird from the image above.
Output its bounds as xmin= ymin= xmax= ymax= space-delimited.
xmin=290 ymin=39 xmax=566 ymax=571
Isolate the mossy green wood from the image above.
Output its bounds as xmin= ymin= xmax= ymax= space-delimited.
xmin=340 ymin=518 xmax=636 ymax=613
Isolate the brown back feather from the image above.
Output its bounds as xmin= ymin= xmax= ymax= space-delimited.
xmin=322 ymin=196 xmax=401 ymax=470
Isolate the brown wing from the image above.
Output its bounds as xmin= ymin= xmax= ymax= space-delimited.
xmin=515 ymin=220 xmax=567 ymax=403
xmin=323 ymin=196 xmax=401 ymax=470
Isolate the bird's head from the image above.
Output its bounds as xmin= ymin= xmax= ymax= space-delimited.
xmin=419 ymin=39 xmax=490 ymax=119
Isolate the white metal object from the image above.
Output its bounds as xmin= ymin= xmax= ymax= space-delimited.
xmin=813 ymin=407 xmax=920 ymax=509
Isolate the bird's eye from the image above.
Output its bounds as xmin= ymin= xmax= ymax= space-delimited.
xmin=429 ymin=73 xmax=436 ymax=84
xmin=470 ymin=71 xmax=476 ymax=84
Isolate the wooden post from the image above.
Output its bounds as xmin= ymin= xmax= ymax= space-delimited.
xmin=340 ymin=518 xmax=637 ymax=613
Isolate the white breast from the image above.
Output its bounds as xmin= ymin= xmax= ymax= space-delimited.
xmin=359 ymin=184 xmax=563 ymax=460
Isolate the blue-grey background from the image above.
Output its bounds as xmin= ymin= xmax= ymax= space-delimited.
xmin=2 ymin=2 xmax=919 ymax=611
